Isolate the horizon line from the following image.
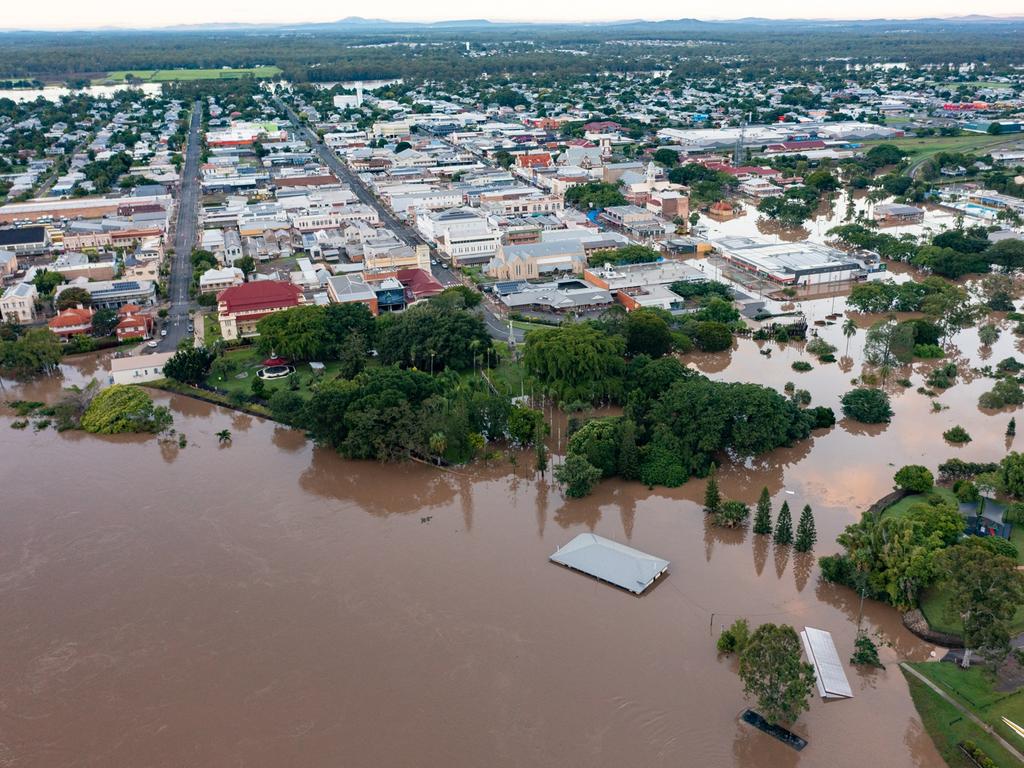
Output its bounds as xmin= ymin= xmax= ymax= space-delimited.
xmin=2 ymin=13 xmax=1024 ymax=34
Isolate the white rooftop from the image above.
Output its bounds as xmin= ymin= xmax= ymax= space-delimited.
xmin=550 ymin=533 xmax=669 ymax=594
xmin=800 ymin=627 xmax=854 ymax=699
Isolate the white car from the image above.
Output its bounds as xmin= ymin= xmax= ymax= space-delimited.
xmin=160 ymin=329 xmax=168 ymax=337
xmin=146 ymin=340 xmax=158 ymax=348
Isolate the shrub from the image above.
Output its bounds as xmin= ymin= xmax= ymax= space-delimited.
xmin=819 ymin=554 xmax=855 ymax=586
xmin=938 ymin=459 xmax=999 ymax=482
xmin=960 ymin=741 xmax=998 ymax=768
xmin=715 ymin=500 xmax=750 ymax=528
xmin=925 ymin=363 xmax=957 ymax=390
xmin=896 ymin=378 xmax=912 ymax=387
xmin=850 ymin=633 xmax=883 ymax=668
xmin=818 ymin=353 xmax=837 ymax=363
xmin=716 ymin=618 xmax=751 ymax=654
xmin=979 ymin=378 xmax=1024 ymax=409
xmin=841 ymin=387 xmax=893 ymax=423
xmin=805 ymin=337 xmax=836 ymax=357
xmin=894 ymin=465 xmax=934 ymax=493
xmin=913 ymin=344 xmax=945 ymax=359
xmin=791 ymin=361 xmax=813 ymax=372
xmin=808 ymin=406 xmax=836 ymax=429
xmin=943 ymin=426 xmax=972 ymax=444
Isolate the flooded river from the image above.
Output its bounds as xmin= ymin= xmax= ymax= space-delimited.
xmin=4 ymin=292 xmax=1018 ymax=766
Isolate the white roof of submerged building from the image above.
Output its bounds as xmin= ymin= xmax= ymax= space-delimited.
xmin=800 ymin=627 xmax=854 ymax=699
xmin=550 ymin=533 xmax=669 ymax=594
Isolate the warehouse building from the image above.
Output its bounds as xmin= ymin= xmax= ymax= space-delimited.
xmin=714 ymin=236 xmax=863 ymax=286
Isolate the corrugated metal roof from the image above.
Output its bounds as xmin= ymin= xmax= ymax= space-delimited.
xmin=550 ymin=533 xmax=669 ymax=594
xmin=800 ymin=627 xmax=853 ymax=699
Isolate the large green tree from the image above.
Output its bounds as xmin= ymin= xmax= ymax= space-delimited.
xmin=738 ymin=623 xmax=816 ymax=725
xmin=523 ymin=323 xmax=625 ymax=404
xmin=80 ymin=385 xmax=172 ymax=434
xmin=936 ymin=540 xmax=1024 ymax=666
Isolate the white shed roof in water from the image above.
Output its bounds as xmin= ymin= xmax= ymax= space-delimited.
xmin=550 ymin=533 xmax=669 ymax=594
xmin=800 ymin=627 xmax=854 ymax=699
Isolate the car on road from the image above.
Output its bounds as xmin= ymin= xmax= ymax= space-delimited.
xmin=187 ymin=325 xmax=194 ymax=333
xmin=431 ymin=259 xmax=438 ymax=266
xmin=146 ymin=340 xmax=158 ymax=348
xmin=160 ymin=329 xmax=167 ymax=337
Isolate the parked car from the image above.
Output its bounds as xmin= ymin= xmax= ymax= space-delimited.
xmin=160 ymin=329 xmax=167 ymax=337
xmin=146 ymin=340 xmax=158 ymax=348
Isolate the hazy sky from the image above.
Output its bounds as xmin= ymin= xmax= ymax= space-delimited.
xmin=4 ymin=1 xmax=1023 ymax=30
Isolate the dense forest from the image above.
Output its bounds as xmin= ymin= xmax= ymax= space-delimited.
xmin=1 ymin=19 xmax=1023 ymax=82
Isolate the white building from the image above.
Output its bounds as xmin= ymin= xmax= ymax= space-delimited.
xmin=109 ymin=351 xmax=175 ymax=385
xmin=198 ymin=267 xmax=245 ymax=294
xmin=0 ymin=282 xmax=38 ymax=324
xmin=416 ymin=207 xmax=502 ymax=266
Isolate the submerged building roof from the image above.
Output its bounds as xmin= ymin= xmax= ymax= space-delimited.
xmin=800 ymin=627 xmax=853 ymax=699
xmin=550 ymin=533 xmax=669 ymax=594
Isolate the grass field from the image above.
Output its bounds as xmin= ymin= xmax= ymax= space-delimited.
xmin=100 ymin=66 xmax=281 ymax=83
xmin=863 ymin=133 xmax=1016 ymax=160
xmin=902 ymin=666 xmax=1022 ymax=768
xmin=882 ymin=487 xmax=958 ymax=520
xmin=921 ymin=587 xmax=1024 ymax=638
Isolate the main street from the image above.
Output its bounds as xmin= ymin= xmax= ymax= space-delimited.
xmin=155 ymin=100 xmax=202 ymax=352
xmin=275 ymin=96 xmax=523 ymax=343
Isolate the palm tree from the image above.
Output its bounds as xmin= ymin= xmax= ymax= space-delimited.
xmin=842 ymin=318 xmax=857 ymax=354
xmin=429 ymin=432 xmax=447 ymax=465
xmin=216 ymin=429 xmax=232 ymax=444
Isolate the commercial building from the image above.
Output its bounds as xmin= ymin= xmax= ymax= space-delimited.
xmin=217 ymin=280 xmax=304 ymax=341
xmin=416 ymin=207 xmax=502 ymax=265
xmin=873 ymin=203 xmax=924 ymax=226
xmin=0 ymin=225 xmax=49 ymax=255
xmin=714 ymin=236 xmax=863 ymax=286
xmin=61 ymin=279 xmax=157 ymax=309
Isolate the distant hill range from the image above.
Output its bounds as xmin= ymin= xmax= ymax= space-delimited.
xmin=4 ymin=14 xmax=1024 ymax=34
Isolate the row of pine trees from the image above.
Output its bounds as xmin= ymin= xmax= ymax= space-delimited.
xmin=703 ymin=467 xmax=817 ymax=553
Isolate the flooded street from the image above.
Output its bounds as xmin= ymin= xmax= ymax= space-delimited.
xmin=3 ymin=294 xmax=1016 ymax=766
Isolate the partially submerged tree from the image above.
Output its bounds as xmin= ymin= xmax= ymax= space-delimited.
xmin=739 ymin=623 xmax=816 ymax=724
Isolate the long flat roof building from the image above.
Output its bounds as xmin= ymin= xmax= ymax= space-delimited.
xmin=550 ymin=533 xmax=669 ymax=594
xmin=714 ymin=236 xmax=862 ymax=286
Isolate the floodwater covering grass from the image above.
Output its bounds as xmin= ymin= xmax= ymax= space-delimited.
xmin=902 ymin=666 xmax=1020 ymax=768
xmin=101 ymin=66 xmax=282 ymax=83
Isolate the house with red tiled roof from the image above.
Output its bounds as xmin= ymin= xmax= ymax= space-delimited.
xmin=217 ymin=280 xmax=304 ymax=341
xmin=115 ymin=304 xmax=154 ymax=342
xmin=48 ymin=307 xmax=94 ymax=339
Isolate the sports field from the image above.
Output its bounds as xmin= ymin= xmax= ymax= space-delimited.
xmin=100 ymin=66 xmax=281 ymax=83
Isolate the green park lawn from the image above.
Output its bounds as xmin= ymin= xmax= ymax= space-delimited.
xmin=204 ymin=347 xmax=343 ymax=402
xmin=883 ymin=487 xmax=958 ymax=519
xmin=902 ymin=666 xmax=1022 ymax=768
xmin=101 ymin=66 xmax=281 ymax=83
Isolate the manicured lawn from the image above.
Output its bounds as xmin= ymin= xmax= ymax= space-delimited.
xmin=487 ymin=343 xmax=531 ymax=397
xmin=902 ymin=666 xmax=1021 ymax=768
xmin=101 ymin=66 xmax=281 ymax=83
xmin=205 ymin=348 xmax=340 ymax=402
xmin=883 ymin=487 xmax=958 ymax=520
xmin=202 ymin=313 xmax=222 ymax=348
xmin=910 ymin=662 xmax=1024 ymax=757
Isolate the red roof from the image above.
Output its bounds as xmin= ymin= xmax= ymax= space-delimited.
xmin=48 ymin=307 xmax=94 ymax=329
xmin=275 ymin=175 xmax=338 ymax=188
xmin=218 ymin=281 xmax=302 ymax=314
xmin=396 ymin=268 xmax=444 ymax=298
xmin=117 ymin=303 xmax=143 ymax=316
xmin=516 ymin=152 xmax=552 ymax=169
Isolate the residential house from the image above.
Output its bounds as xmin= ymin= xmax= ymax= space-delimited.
xmin=48 ymin=306 xmax=94 ymax=339
xmin=109 ymin=351 xmax=175 ymax=385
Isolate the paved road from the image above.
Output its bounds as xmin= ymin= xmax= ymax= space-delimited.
xmin=152 ymin=101 xmax=202 ymax=353
xmin=276 ymin=97 xmax=522 ymax=343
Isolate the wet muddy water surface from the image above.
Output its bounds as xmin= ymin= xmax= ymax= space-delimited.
xmin=2 ymin=295 xmax=1016 ymax=767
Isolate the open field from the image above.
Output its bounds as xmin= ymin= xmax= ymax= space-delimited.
xmin=903 ymin=666 xmax=1022 ymax=768
xmin=862 ymin=133 xmax=1018 ymax=160
xmin=100 ymin=66 xmax=281 ymax=83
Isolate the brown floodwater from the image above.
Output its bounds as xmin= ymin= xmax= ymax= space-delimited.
xmin=4 ymin=294 xmax=1017 ymax=766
